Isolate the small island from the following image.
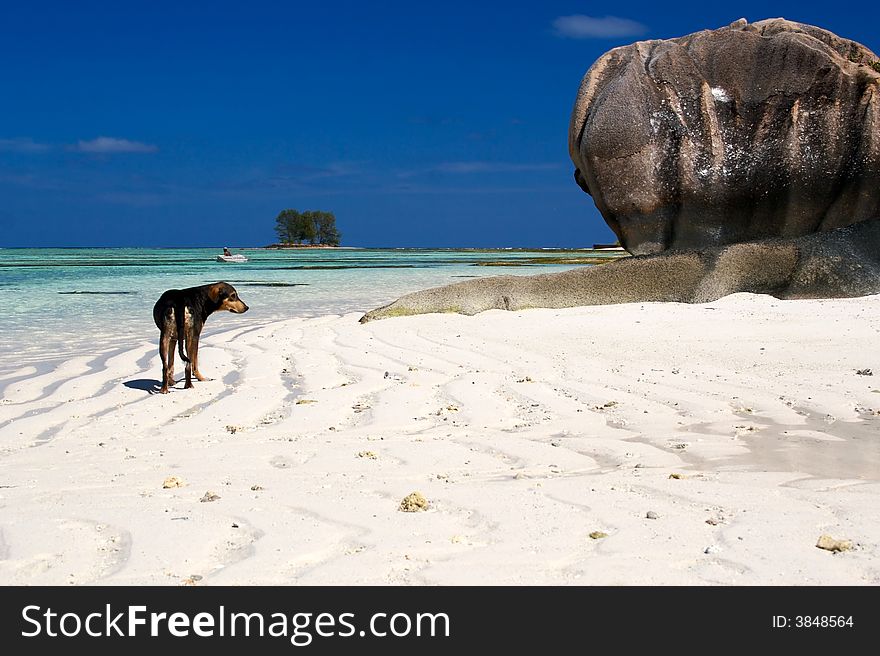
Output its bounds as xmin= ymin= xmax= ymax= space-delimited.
xmin=267 ymin=208 xmax=342 ymax=248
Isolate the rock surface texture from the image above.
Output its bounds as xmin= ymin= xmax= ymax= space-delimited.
xmin=569 ymin=18 xmax=880 ymax=255
xmin=360 ymin=219 xmax=880 ymax=321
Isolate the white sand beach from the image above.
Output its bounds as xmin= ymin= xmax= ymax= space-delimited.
xmin=1 ymin=293 xmax=879 ymax=585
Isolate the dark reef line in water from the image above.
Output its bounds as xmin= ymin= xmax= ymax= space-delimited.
xmin=473 ymin=256 xmax=622 ymax=266
xmin=58 ymin=291 xmax=136 ymax=295
xmin=230 ymin=282 xmax=310 ymax=287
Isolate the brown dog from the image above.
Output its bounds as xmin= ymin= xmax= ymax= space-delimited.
xmin=152 ymin=282 xmax=249 ymax=393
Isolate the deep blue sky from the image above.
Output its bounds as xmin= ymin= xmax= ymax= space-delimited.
xmin=1 ymin=1 xmax=877 ymax=247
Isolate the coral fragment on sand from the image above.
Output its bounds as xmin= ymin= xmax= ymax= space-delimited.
xmin=816 ymin=534 xmax=853 ymax=553
xmin=398 ymin=491 xmax=429 ymax=512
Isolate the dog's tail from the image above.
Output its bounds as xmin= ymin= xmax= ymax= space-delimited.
xmin=174 ymin=302 xmax=190 ymax=363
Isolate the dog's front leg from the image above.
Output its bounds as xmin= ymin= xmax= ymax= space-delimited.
xmin=191 ymin=332 xmax=209 ymax=382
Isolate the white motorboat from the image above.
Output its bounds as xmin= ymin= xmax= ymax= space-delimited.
xmin=216 ymin=253 xmax=248 ymax=263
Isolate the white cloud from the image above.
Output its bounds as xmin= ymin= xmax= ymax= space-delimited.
xmin=552 ymin=15 xmax=647 ymax=39
xmin=73 ymin=137 xmax=158 ymax=153
xmin=0 ymin=137 xmax=51 ymax=153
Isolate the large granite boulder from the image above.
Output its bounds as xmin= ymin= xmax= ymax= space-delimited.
xmin=569 ymin=18 xmax=880 ymax=255
xmin=361 ymin=19 xmax=880 ymax=322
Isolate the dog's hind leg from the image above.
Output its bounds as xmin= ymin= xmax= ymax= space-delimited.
xmin=183 ymin=323 xmax=195 ymax=389
xmin=166 ymin=335 xmax=176 ymax=390
xmin=158 ymin=311 xmax=175 ymax=394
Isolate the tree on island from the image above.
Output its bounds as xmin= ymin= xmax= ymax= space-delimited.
xmin=274 ymin=209 xmax=341 ymax=246
xmin=312 ymin=211 xmax=341 ymax=246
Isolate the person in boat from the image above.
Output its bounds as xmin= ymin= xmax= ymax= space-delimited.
xmin=223 ymin=247 xmax=232 ymax=257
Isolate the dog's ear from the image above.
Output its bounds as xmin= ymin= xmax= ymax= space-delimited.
xmin=207 ymin=283 xmax=224 ymax=303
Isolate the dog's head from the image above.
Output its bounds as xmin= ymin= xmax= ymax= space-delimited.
xmin=208 ymin=282 xmax=249 ymax=314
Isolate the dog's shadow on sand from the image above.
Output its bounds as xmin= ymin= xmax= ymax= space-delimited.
xmin=124 ymin=379 xmax=161 ymax=394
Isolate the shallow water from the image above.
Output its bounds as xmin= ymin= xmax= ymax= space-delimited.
xmin=0 ymin=247 xmax=616 ymax=372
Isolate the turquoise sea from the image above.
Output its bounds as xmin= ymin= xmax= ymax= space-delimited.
xmin=0 ymin=247 xmax=620 ymax=374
